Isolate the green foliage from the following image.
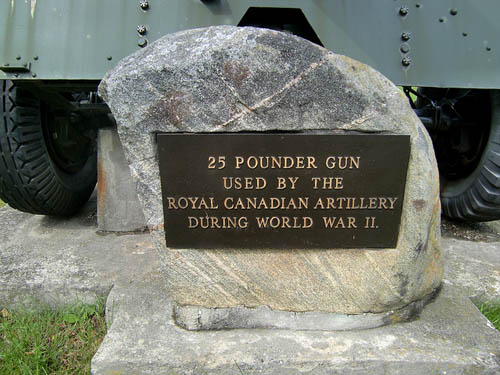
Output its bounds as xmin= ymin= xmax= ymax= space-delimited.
xmin=0 ymin=300 xmax=106 ymax=375
xmin=477 ymin=301 xmax=500 ymax=331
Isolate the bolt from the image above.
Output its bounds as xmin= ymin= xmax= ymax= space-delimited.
xmin=16 ymin=55 xmax=21 ymax=60
xmin=450 ymin=8 xmax=458 ymax=16
xmin=402 ymin=56 xmax=412 ymax=66
xmin=439 ymin=17 xmax=445 ymax=23
xmin=138 ymin=38 xmax=148 ymax=48
xmin=462 ymin=32 xmax=468 ymax=37
xmin=415 ymin=3 xmax=421 ymax=8
xmin=400 ymin=44 xmax=410 ymax=53
xmin=33 ymin=56 xmax=39 ymax=61
xmin=32 ymin=73 xmax=37 ymax=78
xmin=399 ymin=7 xmax=409 ymax=16
xmin=401 ymin=32 xmax=411 ymax=41
xmin=139 ymin=0 xmax=149 ymax=10
xmin=486 ymin=46 xmax=492 ymax=52
xmin=107 ymin=56 xmax=113 ymax=61
xmin=137 ymin=25 xmax=147 ymax=35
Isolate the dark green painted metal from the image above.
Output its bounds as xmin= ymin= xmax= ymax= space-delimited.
xmin=1 ymin=0 xmax=499 ymax=89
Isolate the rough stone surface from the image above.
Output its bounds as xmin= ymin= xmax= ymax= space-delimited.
xmin=97 ymin=127 xmax=146 ymax=232
xmin=174 ymin=292 xmax=435 ymax=331
xmin=92 ymin=283 xmax=500 ymax=375
xmin=99 ymin=26 xmax=442 ymax=316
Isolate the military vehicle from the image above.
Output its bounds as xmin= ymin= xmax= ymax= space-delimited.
xmin=1 ymin=0 xmax=499 ymax=221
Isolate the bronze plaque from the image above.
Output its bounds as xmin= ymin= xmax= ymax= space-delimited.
xmin=157 ymin=133 xmax=410 ymax=249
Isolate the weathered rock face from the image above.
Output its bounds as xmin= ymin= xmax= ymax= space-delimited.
xmin=99 ymin=26 xmax=442 ymax=318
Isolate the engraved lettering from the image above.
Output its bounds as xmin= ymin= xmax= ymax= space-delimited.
xmin=159 ymin=133 xmax=410 ymax=248
xmin=235 ymin=156 xmax=244 ymax=169
xmin=256 ymin=216 xmax=313 ymax=229
xmin=322 ymin=216 xmax=357 ymax=229
xmin=208 ymin=156 xmax=225 ymax=169
xmin=166 ymin=197 xmax=218 ymax=210
xmin=364 ymin=216 xmax=377 ymax=229
xmin=188 ymin=216 xmax=248 ymax=229
xmin=388 ymin=197 xmax=398 ymax=209
xmin=311 ymin=177 xmax=343 ymax=190
xmin=188 ymin=217 xmax=199 ymax=228
xmin=296 ymin=156 xmax=305 ymax=169
xmin=325 ymin=156 xmax=361 ymax=169
xmin=307 ymin=156 xmax=318 ymax=169
xmin=223 ymin=177 xmax=267 ymax=190
xmin=348 ymin=217 xmax=357 ymax=228
xmin=276 ymin=177 xmax=286 ymax=190
xmin=167 ymin=197 xmax=178 ymax=209
xmin=233 ymin=156 xmax=319 ymax=170
xmin=223 ymin=197 xmax=308 ymax=210
xmin=277 ymin=176 xmax=299 ymax=190
xmin=379 ymin=197 xmax=388 ymax=209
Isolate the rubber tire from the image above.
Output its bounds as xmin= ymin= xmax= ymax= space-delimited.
xmin=0 ymin=80 xmax=97 ymax=216
xmin=440 ymin=90 xmax=500 ymax=221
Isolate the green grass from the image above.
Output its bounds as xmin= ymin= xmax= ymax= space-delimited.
xmin=477 ymin=302 xmax=500 ymax=331
xmin=0 ymin=300 xmax=106 ymax=375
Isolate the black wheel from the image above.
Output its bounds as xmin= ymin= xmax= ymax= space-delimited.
xmin=0 ymin=80 xmax=97 ymax=216
xmin=415 ymin=88 xmax=500 ymax=222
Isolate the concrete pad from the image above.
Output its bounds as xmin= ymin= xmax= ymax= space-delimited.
xmin=443 ymin=238 xmax=500 ymax=304
xmin=0 ymin=195 xmax=159 ymax=309
xmin=92 ymin=283 xmax=500 ymax=375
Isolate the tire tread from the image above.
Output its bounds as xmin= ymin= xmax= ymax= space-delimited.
xmin=0 ymin=80 xmax=95 ymax=216
xmin=441 ymin=90 xmax=500 ymax=222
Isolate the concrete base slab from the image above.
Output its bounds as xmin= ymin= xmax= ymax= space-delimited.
xmin=443 ymin=238 xmax=500 ymax=304
xmin=92 ymin=283 xmax=500 ymax=375
xmin=0 ymin=195 xmax=159 ymax=309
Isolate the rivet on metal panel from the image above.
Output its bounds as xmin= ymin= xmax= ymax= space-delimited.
xmin=138 ymin=38 xmax=148 ymax=48
xmin=16 ymin=55 xmax=21 ymax=60
xmin=137 ymin=25 xmax=147 ymax=35
xmin=415 ymin=3 xmax=421 ymax=8
xmin=486 ymin=47 xmax=492 ymax=52
xmin=402 ymin=57 xmax=412 ymax=66
xmin=399 ymin=7 xmax=409 ymax=16
xmin=462 ymin=32 xmax=468 ymax=37
xmin=450 ymin=9 xmax=458 ymax=16
xmin=32 ymin=73 xmax=37 ymax=78
xmin=33 ymin=56 xmax=39 ymax=61
xmin=400 ymin=44 xmax=410 ymax=54
xmin=439 ymin=17 xmax=445 ymax=23
xmin=401 ymin=32 xmax=411 ymax=41
xmin=107 ymin=56 xmax=113 ymax=61
xmin=139 ymin=1 xmax=149 ymax=10
xmin=4 ymin=63 xmax=9 ymax=67
xmin=14 ymin=73 xmax=19 ymax=77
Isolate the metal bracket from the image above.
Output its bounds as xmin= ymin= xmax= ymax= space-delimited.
xmin=0 ymin=62 xmax=31 ymax=73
